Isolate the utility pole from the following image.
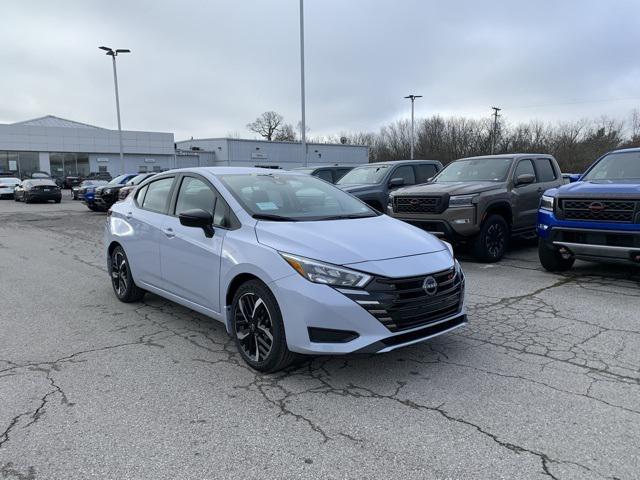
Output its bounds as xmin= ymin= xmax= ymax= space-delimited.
xmin=99 ymin=46 xmax=131 ymax=175
xmin=299 ymin=0 xmax=307 ymax=166
xmin=404 ymin=94 xmax=422 ymax=159
xmin=491 ymin=106 xmax=501 ymax=154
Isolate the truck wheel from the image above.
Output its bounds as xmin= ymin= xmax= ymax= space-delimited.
xmin=538 ymin=238 xmax=575 ymax=272
xmin=472 ymin=214 xmax=509 ymax=262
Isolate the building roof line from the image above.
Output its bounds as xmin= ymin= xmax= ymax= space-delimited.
xmin=175 ymin=137 xmax=368 ymax=148
xmin=10 ymin=114 xmax=107 ymax=129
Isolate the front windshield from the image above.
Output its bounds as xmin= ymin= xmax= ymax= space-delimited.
xmin=434 ymin=158 xmax=513 ymax=182
xmin=337 ymin=165 xmax=389 ymax=185
xmin=582 ymin=151 xmax=640 ymax=181
xmin=109 ymin=174 xmax=129 ymax=185
xmin=219 ymin=173 xmax=377 ymax=221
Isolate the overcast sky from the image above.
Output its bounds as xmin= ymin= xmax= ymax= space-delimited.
xmin=1 ymin=0 xmax=639 ymax=140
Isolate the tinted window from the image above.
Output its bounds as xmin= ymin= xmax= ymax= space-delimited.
xmin=415 ymin=164 xmax=438 ymax=183
xmin=136 ymin=184 xmax=149 ymax=205
xmin=315 ymin=169 xmax=333 ymax=182
xmin=141 ymin=177 xmax=174 ymax=213
xmin=514 ymin=159 xmax=536 ymax=181
xmin=392 ymin=165 xmax=416 ymax=185
xmin=535 ymin=158 xmax=556 ymax=182
xmin=175 ymin=177 xmax=216 ymax=215
xmin=335 ymin=168 xmax=351 ymax=181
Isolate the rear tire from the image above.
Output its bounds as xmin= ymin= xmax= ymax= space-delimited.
xmin=231 ymin=280 xmax=297 ymax=372
xmin=471 ymin=214 xmax=509 ymax=262
xmin=538 ymin=238 xmax=575 ymax=272
xmin=109 ymin=246 xmax=145 ymax=302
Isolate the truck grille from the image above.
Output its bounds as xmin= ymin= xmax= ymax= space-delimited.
xmin=394 ymin=196 xmax=441 ymax=214
xmin=560 ymin=199 xmax=638 ymax=223
xmin=344 ymin=266 xmax=464 ymax=332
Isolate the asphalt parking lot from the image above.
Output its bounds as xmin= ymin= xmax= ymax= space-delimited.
xmin=0 ymin=196 xmax=638 ymax=480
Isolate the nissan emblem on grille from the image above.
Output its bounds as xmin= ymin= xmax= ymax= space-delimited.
xmin=422 ymin=276 xmax=438 ymax=296
xmin=589 ymin=202 xmax=605 ymax=213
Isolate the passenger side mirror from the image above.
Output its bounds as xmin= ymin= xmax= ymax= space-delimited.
xmin=515 ymin=173 xmax=535 ymax=186
xmin=179 ymin=209 xmax=215 ymax=238
xmin=568 ymin=174 xmax=582 ymax=183
xmin=388 ymin=177 xmax=405 ymax=188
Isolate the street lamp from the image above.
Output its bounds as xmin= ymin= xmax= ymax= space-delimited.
xmin=299 ymin=0 xmax=307 ymax=167
xmin=404 ymin=94 xmax=422 ymax=160
xmin=99 ymin=46 xmax=130 ymax=175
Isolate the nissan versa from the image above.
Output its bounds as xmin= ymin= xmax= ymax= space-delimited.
xmin=105 ymin=168 xmax=466 ymax=372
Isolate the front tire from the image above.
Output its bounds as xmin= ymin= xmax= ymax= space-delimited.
xmin=538 ymin=238 xmax=575 ymax=272
xmin=231 ymin=280 xmax=297 ymax=372
xmin=471 ymin=214 xmax=509 ymax=262
xmin=109 ymin=246 xmax=145 ymax=302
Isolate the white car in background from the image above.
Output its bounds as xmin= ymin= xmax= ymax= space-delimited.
xmin=0 ymin=177 xmax=21 ymax=199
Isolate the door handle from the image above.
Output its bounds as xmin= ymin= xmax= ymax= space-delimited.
xmin=163 ymin=227 xmax=175 ymax=238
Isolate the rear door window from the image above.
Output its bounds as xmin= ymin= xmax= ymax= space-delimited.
xmin=141 ymin=177 xmax=174 ymax=213
xmin=535 ymin=158 xmax=557 ymax=182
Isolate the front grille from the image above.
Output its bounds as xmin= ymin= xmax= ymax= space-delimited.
xmin=345 ymin=266 xmax=464 ymax=332
xmin=394 ymin=196 xmax=442 ymax=214
xmin=560 ymin=198 xmax=639 ymax=223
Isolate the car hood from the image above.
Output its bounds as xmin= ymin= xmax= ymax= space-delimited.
xmin=551 ymin=181 xmax=640 ymax=198
xmin=255 ymin=214 xmax=447 ymax=266
xmin=337 ymin=183 xmax=380 ymax=194
xmin=393 ymin=181 xmax=503 ymax=196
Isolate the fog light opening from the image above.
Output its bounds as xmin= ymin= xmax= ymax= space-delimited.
xmin=630 ymin=251 xmax=640 ymax=264
xmin=558 ymin=246 xmax=573 ymax=260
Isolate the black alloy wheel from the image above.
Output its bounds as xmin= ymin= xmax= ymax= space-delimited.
xmin=109 ymin=246 xmax=145 ymax=302
xmin=231 ymin=280 xmax=297 ymax=372
xmin=472 ymin=214 xmax=509 ymax=262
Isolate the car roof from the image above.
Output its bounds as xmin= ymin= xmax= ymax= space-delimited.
xmin=610 ymin=147 xmax=640 ymax=154
xmin=356 ymin=160 xmax=441 ymax=167
xmin=293 ymin=164 xmax=355 ymax=169
xmin=456 ymin=153 xmax=554 ymax=161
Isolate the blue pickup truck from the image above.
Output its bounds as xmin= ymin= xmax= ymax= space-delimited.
xmin=537 ymin=147 xmax=640 ymax=271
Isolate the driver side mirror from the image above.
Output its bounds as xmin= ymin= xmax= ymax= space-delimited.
xmin=388 ymin=177 xmax=405 ymax=188
xmin=515 ymin=173 xmax=535 ymax=186
xmin=179 ymin=209 xmax=215 ymax=238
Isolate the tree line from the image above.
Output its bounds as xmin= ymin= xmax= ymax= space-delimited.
xmin=247 ymin=109 xmax=640 ymax=173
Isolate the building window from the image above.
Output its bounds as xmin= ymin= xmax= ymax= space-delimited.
xmin=98 ymin=165 xmax=108 ymax=173
xmin=49 ymin=152 xmax=90 ymax=178
xmin=152 ymin=166 xmax=162 ymax=172
xmin=138 ymin=165 xmax=148 ymax=173
xmin=0 ymin=151 xmax=39 ymax=178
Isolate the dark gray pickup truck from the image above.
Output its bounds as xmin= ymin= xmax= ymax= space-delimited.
xmin=337 ymin=160 xmax=443 ymax=211
xmin=388 ymin=154 xmax=564 ymax=261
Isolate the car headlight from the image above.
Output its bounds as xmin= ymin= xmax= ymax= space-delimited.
xmin=540 ymin=195 xmax=555 ymax=211
xmin=448 ymin=194 xmax=477 ymax=207
xmin=280 ymin=253 xmax=372 ymax=287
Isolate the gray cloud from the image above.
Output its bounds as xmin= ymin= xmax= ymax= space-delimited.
xmin=1 ymin=0 xmax=639 ymax=140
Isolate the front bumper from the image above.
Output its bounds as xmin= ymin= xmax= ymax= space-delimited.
xmin=538 ymin=209 xmax=640 ymax=264
xmin=388 ymin=206 xmax=479 ymax=240
xmin=0 ymin=187 xmax=15 ymax=196
xmin=94 ymin=193 xmax=118 ymax=208
xmin=270 ymin=270 xmax=466 ymax=355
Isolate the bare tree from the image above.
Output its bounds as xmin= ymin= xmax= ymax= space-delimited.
xmin=274 ymin=123 xmax=297 ymax=142
xmin=247 ymin=111 xmax=284 ymax=141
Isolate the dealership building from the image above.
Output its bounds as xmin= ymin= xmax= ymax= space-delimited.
xmin=175 ymin=137 xmax=369 ymax=169
xmin=0 ymin=115 xmax=369 ymax=179
xmin=0 ymin=115 xmax=180 ymax=178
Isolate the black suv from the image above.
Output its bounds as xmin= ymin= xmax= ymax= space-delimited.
xmin=92 ymin=174 xmax=138 ymax=211
xmin=336 ymin=160 xmax=443 ymax=211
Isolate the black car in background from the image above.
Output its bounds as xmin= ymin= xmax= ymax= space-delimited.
xmin=92 ymin=174 xmax=137 ymax=211
xmin=14 ymin=179 xmax=62 ymax=203
xmin=62 ymin=176 xmax=83 ymax=189
xmin=86 ymin=172 xmax=113 ymax=182
xmin=292 ymin=165 xmax=356 ymax=184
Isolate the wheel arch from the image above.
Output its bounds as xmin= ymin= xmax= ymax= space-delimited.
xmin=483 ymin=201 xmax=513 ymax=227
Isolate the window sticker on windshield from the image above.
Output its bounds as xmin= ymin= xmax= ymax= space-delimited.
xmin=256 ymin=201 xmax=278 ymax=211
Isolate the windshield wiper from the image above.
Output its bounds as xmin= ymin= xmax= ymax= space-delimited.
xmin=319 ymin=213 xmax=377 ymax=220
xmin=252 ymin=213 xmax=299 ymax=221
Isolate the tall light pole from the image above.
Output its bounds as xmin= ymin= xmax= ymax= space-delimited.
xmin=99 ymin=46 xmax=130 ymax=175
xmin=404 ymin=94 xmax=422 ymax=159
xmin=299 ymin=0 xmax=307 ymax=167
